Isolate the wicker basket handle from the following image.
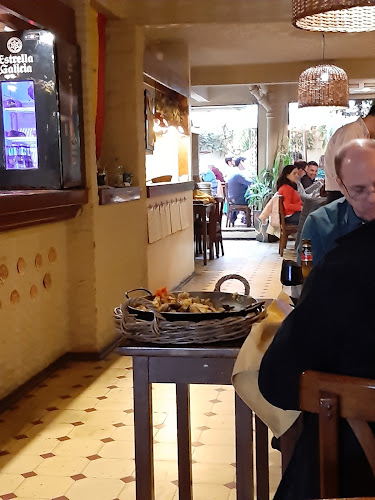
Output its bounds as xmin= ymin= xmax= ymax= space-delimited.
xmin=125 ymin=288 xmax=152 ymax=299
xmin=214 ymin=274 xmax=250 ymax=296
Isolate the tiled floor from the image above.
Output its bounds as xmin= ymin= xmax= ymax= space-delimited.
xmin=0 ymin=239 xmax=291 ymax=500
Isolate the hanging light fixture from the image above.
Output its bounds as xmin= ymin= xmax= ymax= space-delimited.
xmin=298 ymin=34 xmax=349 ymax=107
xmin=292 ymin=0 xmax=375 ymax=33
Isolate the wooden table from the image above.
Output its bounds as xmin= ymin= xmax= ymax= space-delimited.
xmin=193 ymin=202 xmax=214 ymax=265
xmin=118 ymin=339 xmax=269 ymax=500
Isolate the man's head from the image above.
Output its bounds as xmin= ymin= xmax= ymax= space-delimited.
xmin=235 ymin=157 xmax=246 ymax=169
xmin=306 ymin=161 xmax=318 ymax=181
xmin=225 ymin=157 xmax=234 ymax=167
xmin=363 ymin=104 xmax=375 ymax=139
xmin=294 ymin=160 xmax=307 ymax=178
xmin=335 ymin=138 xmax=375 ymax=221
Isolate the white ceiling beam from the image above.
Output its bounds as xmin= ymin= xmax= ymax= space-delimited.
xmin=191 ymin=58 xmax=375 ymax=86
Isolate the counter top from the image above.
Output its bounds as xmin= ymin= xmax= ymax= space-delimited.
xmin=147 ymin=181 xmax=194 ymax=198
xmin=0 ymin=188 xmax=88 ymax=232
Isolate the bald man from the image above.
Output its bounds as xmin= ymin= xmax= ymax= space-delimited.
xmin=299 ymin=138 xmax=375 ymax=265
xmin=258 ymin=139 xmax=375 ymax=499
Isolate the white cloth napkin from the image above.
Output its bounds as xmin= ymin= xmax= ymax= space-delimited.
xmin=232 ymin=292 xmax=301 ymax=438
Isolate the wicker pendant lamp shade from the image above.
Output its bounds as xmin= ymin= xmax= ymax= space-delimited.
xmin=298 ymin=63 xmax=349 ymax=107
xmin=292 ymin=0 xmax=375 ymax=32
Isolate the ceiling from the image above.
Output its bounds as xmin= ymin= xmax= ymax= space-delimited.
xmin=97 ymin=0 xmax=375 ymax=104
xmin=145 ymin=21 xmax=375 ymax=68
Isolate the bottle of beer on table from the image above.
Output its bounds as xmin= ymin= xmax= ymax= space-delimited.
xmin=301 ymin=239 xmax=313 ymax=280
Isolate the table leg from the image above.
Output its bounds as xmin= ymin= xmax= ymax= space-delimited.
xmin=235 ymin=393 xmax=254 ymax=500
xmin=255 ymin=415 xmax=269 ymax=500
xmin=202 ymin=218 xmax=208 ymax=265
xmin=133 ymin=357 xmax=154 ymax=500
xmin=176 ymin=383 xmax=193 ymax=500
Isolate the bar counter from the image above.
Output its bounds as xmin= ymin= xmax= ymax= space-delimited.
xmin=146 ymin=181 xmax=195 ymax=198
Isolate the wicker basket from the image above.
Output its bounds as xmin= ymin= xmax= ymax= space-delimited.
xmin=114 ymin=275 xmax=266 ymax=345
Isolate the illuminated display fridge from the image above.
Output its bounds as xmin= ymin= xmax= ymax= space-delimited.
xmin=0 ymin=30 xmax=84 ymax=189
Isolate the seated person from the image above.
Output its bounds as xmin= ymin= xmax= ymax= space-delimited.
xmin=259 ymin=218 xmax=375 ymax=499
xmin=227 ymin=157 xmax=252 ymax=224
xmin=299 ymin=138 xmax=375 ymax=265
xmin=210 ymin=164 xmax=225 ymax=183
xmin=301 ymin=161 xmax=318 ymax=189
xmin=201 ymin=167 xmax=218 ymax=196
xmin=277 ymin=165 xmax=302 ymax=225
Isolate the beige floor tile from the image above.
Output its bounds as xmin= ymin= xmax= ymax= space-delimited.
xmin=153 ymin=442 xmax=178 ymax=462
xmin=199 ymin=428 xmax=235 ymax=446
xmin=0 ymin=454 xmax=43 ymax=474
xmin=34 ymin=455 xmax=89 ymax=476
xmin=111 ymin=425 xmax=135 ymax=442
xmin=154 ymin=459 xmax=178 ymax=482
xmin=117 ymin=480 xmax=177 ymax=500
xmin=191 ymin=413 xmax=235 ymax=430
xmin=95 ymin=398 xmax=133 ymax=411
xmin=23 ymin=422 xmax=74 ymax=439
xmin=66 ymin=477 xmax=124 ymax=500
xmin=154 ymin=426 xmax=201 ymax=445
xmin=7 ymin=436 xmax=58 ymax=456
xmin=37 ymin=408 xmax=88 ymax=425
xmin=14 ymin=475 xmax=73 ymax=498
xmin=53 ymin=437 xmax=104 ymax=457
xmin=154 ymin=480 xmax=178 ymax=500
xmin=82 ymin=457 xmax=135 ymax=479
xmin=193 ymin=444 xmax=235 ymax=464
xmin=0 ymin=473 xmax=25 ymax=495
xmin=99 ymin=440 xmax=134 ymax=459
xmin=192 ymin=483 xmax=231 ymax=500
xmin=68 ymin=424 xmax=116 ymax=440
xmin=269 ymin=463 xmax=282 ymax=497
xmin=192 ymin=463 xmax=236 ymax=484
xmin=55 ymin=396 xmax=99 ymax=411
xmin=81 ymin=410 xmax=128 ymax=426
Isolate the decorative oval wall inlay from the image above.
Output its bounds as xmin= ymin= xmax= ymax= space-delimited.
xmin=10 ymin=290 xmax=20 ymax=304
xmin=48 ymin=247 xmax=57 ymax=262
xmin=43 ymin=273 xmax=52 ymax=289
xmin=30 ymin=285 xmax=38 ymax=300
xmin=35 ymin=253 xmax=43 ymax=268
xmin=0 ymin=264 xmax=9 ymax=280
xmin=17 ymin=258 xmax=26 ymax=275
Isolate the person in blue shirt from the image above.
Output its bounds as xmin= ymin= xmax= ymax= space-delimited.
xmin=299 ymin=138 xmax=375 ymax=265
xmin=201 ymin=167 xmax=218 ymax=196
xmin=227 ymin=157 xmax=253 ymax=224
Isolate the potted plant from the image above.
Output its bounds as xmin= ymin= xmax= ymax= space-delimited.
xmin=245 ymin=169 xmax=273 ymax=224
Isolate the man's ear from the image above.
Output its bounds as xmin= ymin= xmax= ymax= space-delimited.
xmin=336 ymin=176 xmax=346 ymax=195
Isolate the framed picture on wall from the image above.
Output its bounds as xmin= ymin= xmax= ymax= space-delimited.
xmin=144 ymin=89 xmax=155 ymax=154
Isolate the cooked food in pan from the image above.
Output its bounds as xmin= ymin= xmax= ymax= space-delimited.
xmin=136 ymin=287 xmax=226 ymax=314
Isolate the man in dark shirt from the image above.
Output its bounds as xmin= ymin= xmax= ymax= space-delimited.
xmin=300 ymin=139 xmax=375 ymax=265
xmin=259 ymin=220 xmax=375 ymax=499
xmin=301 ymin=161 xmax=318 ymax=189
xmin=259 ymin=139 xmax=375 ymax=499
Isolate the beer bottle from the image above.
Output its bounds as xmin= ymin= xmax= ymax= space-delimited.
xmin=301 ymin=239 xmax=313 ymax=280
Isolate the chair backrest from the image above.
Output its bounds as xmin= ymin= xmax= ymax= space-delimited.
xmin=278 ymin=195 xmax=287 ymax=233
xmin=300 ymin=371 xmax=375 ymax=498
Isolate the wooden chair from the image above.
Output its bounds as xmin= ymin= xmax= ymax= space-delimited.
xmin=207 ymin=197 xmax=224 ymax=258
xmin=278 ymin=195 xmax=298 ymax=257
xmin=226 ymin=201 xmax=252 ymax=227
xmin=300 ymin=371 xmax=375 ymax=499
xmin=225 ymin=183 xmax=252 ymax=227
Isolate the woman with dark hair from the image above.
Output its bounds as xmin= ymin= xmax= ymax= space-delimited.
xmin=277 ymin=165 xmax=302 ymax=224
